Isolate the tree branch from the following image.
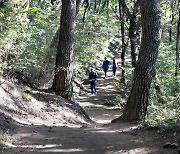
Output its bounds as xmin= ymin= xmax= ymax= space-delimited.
xmin=82 ymin=0 xmax=91 ymax=26
xmin=133 ymin=0 xmax=140 ymax=16
xmin=119 ymin=0 xmax=132 ymax=18
xmin=111 ymin=5 xmax=129 ymax=29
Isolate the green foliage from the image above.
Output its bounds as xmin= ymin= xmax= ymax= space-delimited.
xmin=161 ymin=0 xmax=179 ymax=43
xmin=146 ymin=41 xmax=179 ymax=130
xmin=74 ymin=1 xmax=179 ymax=131
xmin=0 ymin=131 xmax=14 ymax=144
xmin=112 ymin=95 xmax=126 ymax=109
xmin=156 ymin=43 xmax=179 ymax=95
xmin=143 ymin=0 xmax=179 ymax=129
xmin=146 ymin=102 xmax=180 ymax=132
xmin=0 ymin=0 xmax=179 ymax=131
xmin=22 ymin=92 xmax=31 ymax=101
xmin=0 ymin=1 xmax=59 ymax=85
xmin=74 ymin=7 xmax=120 ymax=80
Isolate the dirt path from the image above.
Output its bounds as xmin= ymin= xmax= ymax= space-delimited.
xmin=3 ymin=69 xmax=178 ymax=154
xmin=77 ymin=70 xmax=122 ymax=124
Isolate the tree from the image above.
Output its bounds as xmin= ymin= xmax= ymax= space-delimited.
xmin=119 ymin=0 xmax=140 ymax=67
xmin=52 ymin=0 xmax=85 ymax=100
xmin=119 ymin=0 xmax=126 ymax=83
xmin=175 ymin=2 xmax=180 ymax=93
xmin=52 ymin=0 xmax=77 ymax=101
xmin=169 ymin=1 xmax=176 ymax=43
xmin=113 ymin=0 xmax=161 ymax=122
xmin=50 ymin=0 xmax=84 ymax=49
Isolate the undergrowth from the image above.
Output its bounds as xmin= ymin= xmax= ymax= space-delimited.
xmin=146 ymin=93 xmax=180 ymax=133
xmin=0 ymin=131 xmax=14 ymax=145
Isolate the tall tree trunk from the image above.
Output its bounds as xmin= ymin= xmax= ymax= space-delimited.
xmin=136 ymin=18 xmax=142 ymax=51
xmin=113 ymin=0 xmax=161 ymax=122
xmin=169 ymin=1 xmax=175 ymax=43
xmin=119 ymin=0 xmax=140 ymax=67
xmin=119 ymin=0 xmax=126 ymax=83
xmin=129 ymin=16 xmax=138 ymax=67
xmin=52 ymin=0 xmax=76 ymax=101
xmin=94 ymin=0 xmax=97 ymax=11
xmin=50 ymin=0 xmax=84 ymax=49
xmin=76 ymin=0 xmax=84 ymax=13
xmin=82 ymin=0 xmax=91 ymax=25
xmin=175 ymin=5 xmax=180 ymax=93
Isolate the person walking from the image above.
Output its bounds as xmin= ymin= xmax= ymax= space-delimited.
xmin=102 ymin=57 xmax=110 ymax=78
xmin=112 ymin=57 xmax=118 ymax=77
xmin=89 ymin=68 xmax=98 ymax=95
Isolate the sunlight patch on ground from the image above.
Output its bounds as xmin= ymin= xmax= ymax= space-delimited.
xmin=15 ymin=132 xmax=45 ymax=138
xmin=16 ymin=144 xmax=85 ymax=153
xmin=98 ymin=85 xmax=114 ymax=90
xmin=106 ymin=147 xmax=155 ymax=154
xmin=90 ymin=129 xmax=118 ymax=133
xmin=44 ymin=148 xmax=85 ymax=153
xmin=77 ymin=101 xmax=106 ymax=108
xmin=117 ymin=126 xmax=138 ymax=132
xmin=98 ymin=86 xmax=119 ymax=92
xmin=96 ymin=119 xmax=111 ymax=124
xmin=88 ymin=125 xmax=138 ymax=134
xmin=16 ymin=144 xmax=62 ymax=149
xmin=10 ymin=144 xmax=86 ymax=153
xmin=130 ymin=139 xmax=144 ymax=144
xmin=103 ymin=85 xmax=115 ymax=89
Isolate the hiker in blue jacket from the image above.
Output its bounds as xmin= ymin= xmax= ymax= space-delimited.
xmin=102 ymin=57 xmax=110 ymax=78
xmin=89 ymin=68 xmax=98 ymax=95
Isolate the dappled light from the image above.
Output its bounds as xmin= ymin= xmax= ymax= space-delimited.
xmin=0 ymin=0 xmax=179 ymax=153
xmin=1 ymin=67 xmax=177 ymax=154
xmin=77 ymin=69 xmax=122 ymax=123
xmin=106 ymin=148 xmax=156 ymax=154
xmin=4 ymin=123 xmax=172 ymax=154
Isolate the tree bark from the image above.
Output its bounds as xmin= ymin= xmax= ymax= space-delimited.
xmin=50 ymin=0 xmax=84 ymax=49
xmin=52 ymin=0 xmax=76 ymax=101
xmin=119 ymin=0 xmax=126 ymax=83
xmin=154 ymin=75 xmax=164 ymax=104
xmin=94 ymin=0 xmax=97 ymax=11
xmin=129 ymin=16 xmax=138 ymax=67
xmin=119 ymin=0 xmax=140 ymax=67
xmin=169 ymin=1 xmax=176 ymax=43
xmin=112 ymin=0 xmax=161 ymax=122
xmin=76 ymin=0 xmax=84 ymax=13
xmin=175 ymin=4 xmax=180 ymax=93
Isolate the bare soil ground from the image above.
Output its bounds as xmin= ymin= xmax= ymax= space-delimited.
xmin=0 ymin=69 xmax=179 ymax=154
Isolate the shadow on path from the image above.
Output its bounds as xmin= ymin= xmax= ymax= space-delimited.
xmin=77 ymin=69 xmax=123 ymax=124
xmin=3 ymin=68 xmax=178 ymax=154
xmin=5 ymin=123 xmax=171 ymax=154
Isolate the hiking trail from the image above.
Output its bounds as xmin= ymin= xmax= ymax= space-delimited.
xmin=3 ymin=68 xmax=178 ymax=154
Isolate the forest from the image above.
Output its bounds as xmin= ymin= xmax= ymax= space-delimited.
xmin=0 ymin=0 xmax=179 ymax=153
